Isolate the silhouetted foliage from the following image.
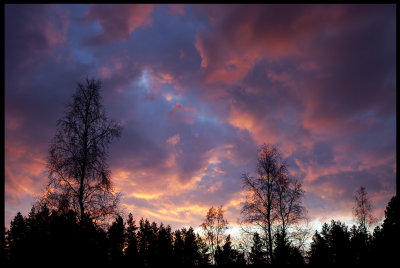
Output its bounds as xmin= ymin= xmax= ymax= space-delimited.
xmin=41 ymin=78 xmax=122 ymax=224
xmin=180 ymin=227 xmax=202 ymax=266
xmin=196 ymin=230 xmax=212 ymax=266
xmin=4 ymin=196 xmax=398 ymax=266
xmin=78 ymin=214 xmax=108 ymax=263
xmin=249 ymin=232 xmax=266 ymax=265
xmin=273 ymin=228 xmax=304 ymax=265
xmin=349 ymin=225 xmax=371 ymax=265
xmin=154 ymin=223 xmax=174 ymax=266
xmin=309 ymin=220 xmax=355 ymax=265
xmin=137 ymin=218 xmax=157 ymax=266
xmin=125 ymin=213 xmax=139 ymax=265
xmin=6 ymin=212 xmax=28 ymax=262
xmin=370 ymin=195 xmax=399 ymax=266
xmin=307 ymin=196 xmax=398 ymax=266
xmin=241 ymin=144 xmax=306 ymax=264
xmin=200 ymin=205 xmax=228 ymax=264
xmin=309 ymin=228 xmax=331 ymax=265
xmin=215 ymin=235 xmax=246 ymax=267
xmin=108 ymin=215 xmax=125 ymax=263
xmin=353 ymin=186 xmax=376 ymax=231
xmin=174 ymin=228 xmax=186 ymax=265
xmin=5 ymin=204 xmax=108 ymax=264
xmin=273 ymin=229 xmax=291 ymax=265
xmin=174 ymin=227 xmax=210 ymax=266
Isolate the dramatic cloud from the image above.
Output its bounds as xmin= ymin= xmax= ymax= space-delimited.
xmin=5 ymin=4 xmax=395 ymax=232
xmin=84 ymin=4 xmax=154 ymax=43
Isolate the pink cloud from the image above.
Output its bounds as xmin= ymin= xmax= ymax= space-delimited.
xmin=5 ymin=114 xmax=23 ymax=131
xmin=44 ymin=7 xmax=70 ymax=47
xmin=85 ymin=4 xmax=154 ymax=42
xmin=169 ymin=4 xmax=185 ymax=15
xmin=6 ymin=4 xmax=70 ymax=74
xmin=95 ymin=57 xmax=133 ymax=81
xmin=99 ymin=66 xmax=112 ymax=79
xmin=166 ymin=102 xmax=198 ymax=124
xmin=228 ymin=103 xmax=312 ymax=157
xmin=113 ymin=58 xmax=123 ymax=70
xmin=5 ymin=141 xmax=48 ymax=205
xmin=194 ymin=5 xmax=351 ymax=85
xmin=167 ymin=134 xmax=180 ymax=146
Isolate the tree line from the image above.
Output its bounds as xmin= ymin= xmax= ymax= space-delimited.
xmin=5 ymin=206 xmax=210 ymax=266
xmin=4 ymin=79 xmax=398 ymax=266
xmin=4 ymin=194 xmax=398 ymax=266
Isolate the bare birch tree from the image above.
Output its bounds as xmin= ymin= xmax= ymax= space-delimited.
xmin=40 ymin=78 xmax=122 ymax=225
xmin=276 ymin=173 xmax=306 ymax=238
xmin=200 ymin=205 xmax=228 ymax=264
xmin=353 ymin=186 xmax=376 ymax=231
xmin=241 ymin=144 xmax=305 ymax=264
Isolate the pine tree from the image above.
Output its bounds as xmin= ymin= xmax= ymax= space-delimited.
xmin=155 ymin=223 xmax=174 ymax=266
xmin=137 ymin=218 xmax=158 ymax=266
xmin=215 ymin=235 xmax=241 ymax=266
xmin=249 ymin=232 xmax=266 ymax=265
xmin=309 ymin=220 xmax=351 ymax=265
xmin=108 ymin=216 xmax=125 ymax=262
xmin=125 ymin=213 xmax=139 ymax=264
xmin=6 ymin=212 xmax=28 ymax=261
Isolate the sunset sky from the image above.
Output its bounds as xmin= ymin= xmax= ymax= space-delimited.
xmin=5 ymin=4 xmax=396 ymax=232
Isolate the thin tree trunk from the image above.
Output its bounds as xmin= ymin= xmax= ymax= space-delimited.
xmin=79 ymin=179 xmax=84 ymax=223
xmin=79 ymin=99 xmax=90 ymax=225
xmin=79 ymin=151 xmax=86 ymax=224
xmin=266 ymin=173 xmax=273 ymax=264
xmin=267 ymin=212 xmax=273 ymax=263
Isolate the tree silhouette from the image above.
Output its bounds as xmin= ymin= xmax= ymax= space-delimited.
xmin=353 ymin=186 xmax=376 ymax=231
xmin=309 ymin=227 xmax=331 ymax=265
xmin=5 ymin=196 xmax=398 ymax=265
xmin=276 ymin=172 xmax=306 ymax=238
xmin=48 ymin=208 xmax=82 ymax=261
xmin=273 ymin=228 xmax=304 ymax=265
xmin=137 ymin=218 xmax=158 ymax=266
xmin=174 ymin=228 xmax=186 ymax=265
xmin=174 ymin=227 xmax=209 ymax=266
xmin=76 ymin=211 xmax=108 ymax=263
xmin=371 ymin=195 xmax=398 ymax=266
xmin=108 ymin=215 xmax=125 ymax=262
xmin=241 ymin=144 xmax=305 ymax=264
xmin=5 ymin=212 xmax=28 ymax=262
xmin=154 ymin=223 xmax=174 ymax=266
xmin=349 ymin=224 xmax=371 ymax=265
xmin=40 ymin=78 xmax=122 ymax=224
xmin=200 ymin=205 xmax=228 ymax=264
xmin=180 ymin=227 xmax=200 ymax=266
xmin=215 ymin=235 xmax=246 ymax=267
xmin=249 ymin=232 xmax=266 ymax=265
xmin=309 ymin=220 xmax=352 ymax=265
xmin=195 ymin=229 xmax=211 ymax=266
xmin=125 ymin=213 xmax=139 ymax=265
xmin=5 ymin=204 xmax=110 ymax=264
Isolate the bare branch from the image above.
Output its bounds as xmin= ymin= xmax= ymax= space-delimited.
xmin=38 ymin=78 xmax=122 ymax=224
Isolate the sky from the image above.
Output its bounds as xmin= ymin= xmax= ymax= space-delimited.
xmin=5 ymin=4 xmax=396 ymax=233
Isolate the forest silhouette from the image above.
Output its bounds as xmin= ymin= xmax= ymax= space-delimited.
xmin=4 ymin=79 xmax=398 ymax=266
